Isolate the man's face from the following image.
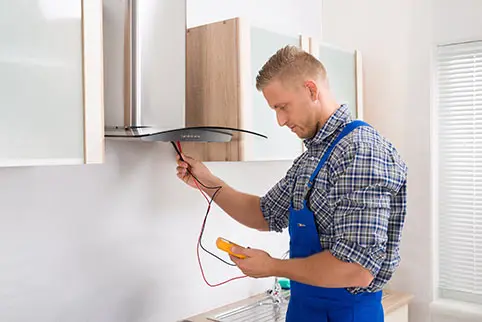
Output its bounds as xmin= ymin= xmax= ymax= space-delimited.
xmin=262 ymin=79 xmax=319 ymax=139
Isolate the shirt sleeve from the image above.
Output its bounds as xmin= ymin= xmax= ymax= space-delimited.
xmin=259 ymin=158 xmax=299 ymax=233
xmin=328 ymin=141 xmax=407 ymax=278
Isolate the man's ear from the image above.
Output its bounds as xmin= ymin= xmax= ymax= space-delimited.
xmin=304 ymin=80 xmax=318 ymax=101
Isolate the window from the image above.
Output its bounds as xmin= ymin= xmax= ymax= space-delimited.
xmin=436 ymin=40 xmax=482 ymax=304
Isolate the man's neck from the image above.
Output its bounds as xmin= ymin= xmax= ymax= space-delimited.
xmin=316 ymin=101 xmax=341 ymax=133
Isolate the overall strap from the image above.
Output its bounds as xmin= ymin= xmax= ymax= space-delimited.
xmin=307 ymin=120 xmax=370 ymax=189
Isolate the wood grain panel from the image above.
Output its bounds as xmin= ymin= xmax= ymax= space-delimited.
xmin=184 ymin=18 xmax=242 ymax=161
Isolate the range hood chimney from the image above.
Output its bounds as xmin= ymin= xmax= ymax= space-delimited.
xmin=104 ymin=0 xmax=266 ymax=143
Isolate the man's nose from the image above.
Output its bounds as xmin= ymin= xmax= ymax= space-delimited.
xmin=276 ymin=112 xmax=288 ymax=127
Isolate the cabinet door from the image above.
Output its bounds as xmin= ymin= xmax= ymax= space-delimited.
xmin=310 ymin=40 xmax=363 ymax=120
xmin=240 ymin=25 xmax=305 ymax=161
xmin=0 ymin=0 xmax=104 ymax=167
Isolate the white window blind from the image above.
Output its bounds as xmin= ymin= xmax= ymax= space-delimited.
xmin=436 ymin=40 xmax=482 ymax=304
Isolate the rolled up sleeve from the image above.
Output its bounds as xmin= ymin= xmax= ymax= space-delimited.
xmin=330 ymin=196 xmax=390 ymax=278
xmin=328 ymin=142 xmax=404 ymax=278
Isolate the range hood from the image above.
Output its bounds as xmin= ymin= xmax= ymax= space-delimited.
xmin=104 ymin=0 xmax=266 ymax=143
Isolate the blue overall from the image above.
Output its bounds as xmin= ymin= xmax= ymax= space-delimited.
xmin=286 ymin=120 xmax=384 ymax=322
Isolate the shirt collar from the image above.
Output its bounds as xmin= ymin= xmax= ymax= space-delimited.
xmin=303 ymin=104 xmax=352 ymax=149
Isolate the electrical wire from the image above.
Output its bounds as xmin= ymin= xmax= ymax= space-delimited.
xmin=172 ymin=141 xmax=248 ymax=287
xmin=171 ymin=142 xmax=232 ymax=265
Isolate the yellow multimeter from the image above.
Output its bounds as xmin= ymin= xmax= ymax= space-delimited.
xmin=216 ymin=237 xmax=247 ymax=259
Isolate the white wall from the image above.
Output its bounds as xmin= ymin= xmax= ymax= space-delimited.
xmin=187 ymin=0 xmax=322 ymax=40
xmin=322 ymin=1 xmax=433 ymax=322
xmin=433 ymin=0 xmax=482 ymax=45
xmin=0 ymin=1 xmax=322 ymax=322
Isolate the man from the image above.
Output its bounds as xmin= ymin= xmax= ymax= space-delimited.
xmin=176 ymin=45 xmax=407 ymax=322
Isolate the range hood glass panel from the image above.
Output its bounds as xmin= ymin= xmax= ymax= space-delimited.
xmin=105 ymin=126 xmax=267 ymax=142
xmin=141 ymin=128 xmax=233 ymax=142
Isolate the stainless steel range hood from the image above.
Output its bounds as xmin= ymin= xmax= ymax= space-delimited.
xmin=104 ymin=0 xmax=266 ymax=143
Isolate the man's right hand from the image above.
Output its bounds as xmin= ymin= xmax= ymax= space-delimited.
xmin=176 ymin=153 xmax=217 ymax=190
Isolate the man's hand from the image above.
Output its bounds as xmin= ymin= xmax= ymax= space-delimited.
xmin=229 ymin=246 xmax=276 ymax=278
xmin=176 ymin=153 xmax=218 ymax=190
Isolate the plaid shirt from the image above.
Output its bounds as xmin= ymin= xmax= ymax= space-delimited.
xmin=260 ymin=104 xmax=407 ymax=294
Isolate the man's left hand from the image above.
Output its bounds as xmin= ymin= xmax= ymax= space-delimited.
xmin=229 ymin=246 xmax=276 ymax=278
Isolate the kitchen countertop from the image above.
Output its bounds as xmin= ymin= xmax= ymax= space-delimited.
xmin=181 ymin=289 xmax=413 ymax=322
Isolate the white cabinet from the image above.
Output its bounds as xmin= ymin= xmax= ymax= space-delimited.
xmin=310 ymin=40 xmax=364 ymax=120
xmin=246 ymin=24 xmax=307 ymax=161
xmin=0 ymin=0 xmax=104 ymax=167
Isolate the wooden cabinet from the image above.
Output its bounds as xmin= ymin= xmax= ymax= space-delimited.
xmin=183 ymin=17 xmax=307 ymax=162
xmin=0 ymin=0 xmax=104 ymax=167
xmin=184 ymin=17 xmax=363 ymax=162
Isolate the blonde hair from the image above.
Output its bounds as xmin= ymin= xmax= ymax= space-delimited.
xmin=255 ymin=45 xmax=327 ymax=91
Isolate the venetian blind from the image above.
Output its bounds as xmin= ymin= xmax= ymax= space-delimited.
xmin=437 ymin=40 xmax=482 ymax=304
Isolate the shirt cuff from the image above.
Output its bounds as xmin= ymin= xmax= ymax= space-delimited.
xmin=330 ymin=238 xmax=386 ymax=278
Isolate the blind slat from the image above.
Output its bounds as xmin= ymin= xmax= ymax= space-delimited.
xmin=438 ymin=57 xmax=482 ymax=66
xmin=439 ymin=76 xmax=482 ymax=85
